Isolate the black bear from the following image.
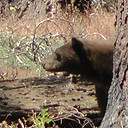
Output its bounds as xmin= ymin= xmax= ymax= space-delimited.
xmin=42 ymin=37 xmax=114 ymax=116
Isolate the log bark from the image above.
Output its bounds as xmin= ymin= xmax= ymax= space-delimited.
xmin=100 ymin=0 xmax=128 ymax=127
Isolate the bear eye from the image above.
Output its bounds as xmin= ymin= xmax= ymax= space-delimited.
xmin=56 ymin=53 xmax=61 ymax=61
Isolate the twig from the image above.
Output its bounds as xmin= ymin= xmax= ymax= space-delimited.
xmin=18 ymin=119 xmax=25 ymax=128
xmin=81 ymin=33 xmax=107 ymax=40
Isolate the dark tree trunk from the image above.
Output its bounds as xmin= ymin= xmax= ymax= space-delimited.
xmin=100 ymin=0 xmax=128 ymax=127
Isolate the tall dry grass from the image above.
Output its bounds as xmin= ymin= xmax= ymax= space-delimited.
xmin=0 ymin=9 xmax=115 ymax=37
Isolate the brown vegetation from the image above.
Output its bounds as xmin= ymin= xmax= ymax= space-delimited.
xmin=0 ymin=9 xmax=115 ymax=79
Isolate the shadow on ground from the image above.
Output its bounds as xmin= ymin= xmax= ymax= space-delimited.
xmin=0 ymin=74 xmax=101 ymax=127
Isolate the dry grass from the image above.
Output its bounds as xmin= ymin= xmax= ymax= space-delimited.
xmin=0 ymin=10 xmax=115 ymax=80
xmin=0 ymin=10 xmax=115 ymax=37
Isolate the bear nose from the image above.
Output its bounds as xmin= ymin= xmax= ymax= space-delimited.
xmin=41 ymin=59 xmax=46 ymax=68
xmin=41 ymin=63 xmax=45 ymax=68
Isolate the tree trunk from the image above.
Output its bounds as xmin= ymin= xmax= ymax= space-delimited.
xmin=100 ymin=0 xmax=128 ymax=127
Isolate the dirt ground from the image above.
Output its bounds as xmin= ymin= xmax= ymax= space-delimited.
xmin=0 ymin=73 xmax=101 ymax=127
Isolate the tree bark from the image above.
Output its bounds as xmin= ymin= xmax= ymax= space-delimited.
xmin=100 ymin=0 xmax=128 ymax=127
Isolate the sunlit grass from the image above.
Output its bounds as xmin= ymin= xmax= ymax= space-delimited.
xmin=0 ymin=10 xmax=115 ymax=80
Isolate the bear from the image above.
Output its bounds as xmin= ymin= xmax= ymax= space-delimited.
xmin=42 ymin=37 xmax=114 ymax=116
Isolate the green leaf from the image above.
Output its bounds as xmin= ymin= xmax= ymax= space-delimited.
xmin=43 ymin=118 xmax=51 ymax=124
xmin=34 ymin=119 xmax=40 ymax=125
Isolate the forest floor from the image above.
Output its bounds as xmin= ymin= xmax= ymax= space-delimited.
xmin=0 ymin=74 xmax=101 ymax=127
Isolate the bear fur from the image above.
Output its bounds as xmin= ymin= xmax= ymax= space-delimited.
xmin=42 ymin=37 xmax=114 ymax=116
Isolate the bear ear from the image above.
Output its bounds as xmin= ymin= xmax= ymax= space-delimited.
xmin=71 ymin=37 xmax=84 ymax=52
xmin=71 ymin=37 xmax=90 ymax=65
